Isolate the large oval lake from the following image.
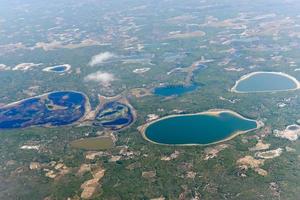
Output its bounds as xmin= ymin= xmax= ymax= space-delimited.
xmin=232 ymin=72 xmax=299 ymax=93
xmin=144 ymin=110 xmax=258 ymax=145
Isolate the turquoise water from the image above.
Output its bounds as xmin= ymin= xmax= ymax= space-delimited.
xmin=235 ymin=72 xmax=298 ymax=92
xmin=145 ymin=112 xmax=257 ymax=145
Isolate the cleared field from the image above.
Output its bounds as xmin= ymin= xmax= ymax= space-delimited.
xmin=70 ymin=137 xmax=114 ymax=150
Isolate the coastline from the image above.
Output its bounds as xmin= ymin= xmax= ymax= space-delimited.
xmin=138 ymin=109 xmax=263 ymax=146
xmin=231 ymin=71 xmax=300 ymax=93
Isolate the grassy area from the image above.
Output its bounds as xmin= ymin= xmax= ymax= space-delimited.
xmin=70 ymin=137 xmax=114 ymax=150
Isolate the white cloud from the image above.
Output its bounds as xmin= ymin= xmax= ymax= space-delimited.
xmin=12 ymin=63 xmax=42 ymax=71
xmin=88 ymin=52 xmax=115 ymax=66
xmin=84 ymin=71 xmax=115 ymax=86
xmin=133 ymin=67 xmax=151 ymax=74
xmin=35 ymin=39 xmax=102 ymax=51
xmin=0 ymin=64 xmax=10 ymax=71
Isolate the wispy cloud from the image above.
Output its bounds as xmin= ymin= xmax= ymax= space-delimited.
xmin=88 ymin=52 xmax=115 ymax=66
xmin=84 ymin=71 xmax=115 ymax=86
xmin=35 ymin=39 xmax=102 ymax=51
xmin=12 ymin=63 xmax=42 ymax=71
xmin=0 ymin=64 xmax=10 ymax=71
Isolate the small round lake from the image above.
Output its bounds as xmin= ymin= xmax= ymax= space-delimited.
xmin=43 ymin=64 xmax=71 ymax=73
xmin=143 ymin=110 xmax=259 ymax=145
xmin=232 ymin=72 xmax=299 ymax=93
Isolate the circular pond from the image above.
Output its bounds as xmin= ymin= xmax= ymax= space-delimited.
xmin=232 ymin=72 xmax=299 ymax=93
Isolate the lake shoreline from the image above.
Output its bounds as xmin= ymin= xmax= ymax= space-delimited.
xmin=231 ymin=71 xmax=300 ymax=93
xmin=138 ymin=109 xmax=263 ymax=146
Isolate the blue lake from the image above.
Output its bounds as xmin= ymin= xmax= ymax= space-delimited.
xmin=43 ymin=64 xmax=70 ymax=73
xmin=144 ymin=111 xmax=257 ymax=145
xmin=51 ymin=66 xmax=67 ymax=72
xmin=94 ymin=101 xmax=134 ymax=130
xmin=0 ymin=91 xmax=86 ymax=129
xmin=154 ymin=83 xmax=201 ymax=96
xmin=154 ymin=63 xmax=206 ymax=96
xmin=234 ymin=72 xmax=298 ymax=93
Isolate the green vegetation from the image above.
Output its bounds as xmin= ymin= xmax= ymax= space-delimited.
xmin=0 ymin=0 xmax=300 ymax=199
xmin=70 ymin=137 xmax=114 ymax=150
